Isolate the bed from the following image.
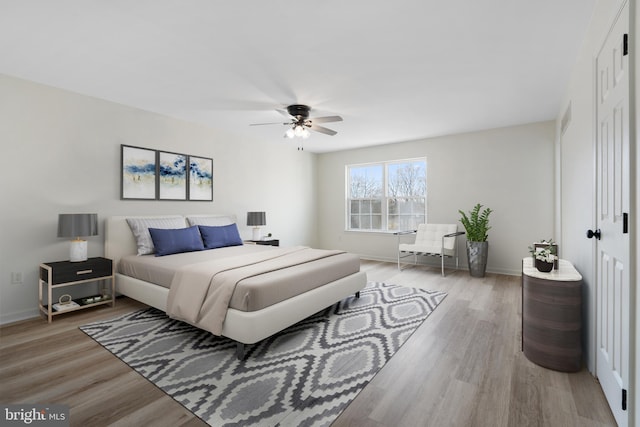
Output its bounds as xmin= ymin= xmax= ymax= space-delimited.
xmin=104 ymin=214 xmax=367 ymax=358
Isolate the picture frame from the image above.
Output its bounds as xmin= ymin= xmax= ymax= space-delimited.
xmin=158 ymin=151 xmax=188 ymax=200
xmin=121 ymin=145 xmax=157 ymax=200
xmin=188 ymin=155 xmax=213 ymax=201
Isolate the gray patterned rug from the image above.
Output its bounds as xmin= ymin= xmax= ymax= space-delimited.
xmin=80 ymin=282 xmax=446 ymax=426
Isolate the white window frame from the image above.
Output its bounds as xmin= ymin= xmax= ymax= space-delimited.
xmin=345 ymin=157 xmax=427 ymax=233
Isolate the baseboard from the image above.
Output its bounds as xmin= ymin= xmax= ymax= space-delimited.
xmin=0 ymin=308 xmax=40 ymax=326
xmin=487 ymin=267 xmax=521 ymax=276
xmin=359 ymin=255 xmax=397 ymax=263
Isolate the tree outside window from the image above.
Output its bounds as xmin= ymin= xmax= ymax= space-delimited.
xmin=348 ymin=164 xmax=383 ymax=230
xmin=347 ymin=158 xmax=426 ymax=232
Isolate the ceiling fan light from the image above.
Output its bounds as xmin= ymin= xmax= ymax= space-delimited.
xmin=251 ymin=105 xmax=342 ymax=143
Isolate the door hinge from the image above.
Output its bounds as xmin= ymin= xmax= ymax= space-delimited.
xmin=622 ymin=388 xmax=627 ymax=411
xmin=623 ymin=213 xmax=628 ymax=234
xmin=623 ymin=34 xmax=628 ymax=56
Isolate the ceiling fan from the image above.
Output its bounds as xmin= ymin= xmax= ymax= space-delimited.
xmin=250 ymin=104 xmax=343 ymax=140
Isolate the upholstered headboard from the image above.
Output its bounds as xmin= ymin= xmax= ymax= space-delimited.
xmin=104 ymin=214 xmax=237 ymax=267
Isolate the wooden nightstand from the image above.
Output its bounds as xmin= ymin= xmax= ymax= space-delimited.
xmin=521 ymin=257 xmax=582 ymax=372
xmin=245 ymin=239 xmax=280 ymax=247
xmin=39 ymin=257 xmax=115 ymax=323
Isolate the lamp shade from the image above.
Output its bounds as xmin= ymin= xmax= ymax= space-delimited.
xmin=57 ymin=214 xmax=99 ymax=238
xmin=246 ymin=212 xmax=266 ymax=227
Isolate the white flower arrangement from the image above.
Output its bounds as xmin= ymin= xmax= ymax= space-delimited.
xmin=528 ymin=239 xmax=557 ymax=264
xmin=535 ymin=247 xmax=557 ymax=263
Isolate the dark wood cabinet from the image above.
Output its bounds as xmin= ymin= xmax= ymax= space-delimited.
xmin=521 ymin=257 xmax=582 ymax=372
xmin=40 ymin=257 xmax=113 ymax=285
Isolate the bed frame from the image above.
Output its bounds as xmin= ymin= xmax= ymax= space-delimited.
xmin=105 ymin=215 xmax=367 ymax=358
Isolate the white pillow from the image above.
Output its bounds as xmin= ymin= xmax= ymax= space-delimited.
xmin=126 ymin=216 xmax=187 ymax=255
xmin=186 ymin=215 xmax=235 ymax=227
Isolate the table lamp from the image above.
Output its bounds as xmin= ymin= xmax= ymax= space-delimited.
xmin=57 ymin=213 xmax=98 ymax=262
xmin=246 ymin=211 xmax=266 ymax=240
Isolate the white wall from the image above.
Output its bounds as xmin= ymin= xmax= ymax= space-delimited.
xmin=316 ymin=121 xmax=556 ymax=276
xmin=0 ymin=74 xmax=318 ymax=324
xmin=559 ymin=0 xmax=639 ymax=422
xmin=556 ymin=0 xmax=630 ymax=376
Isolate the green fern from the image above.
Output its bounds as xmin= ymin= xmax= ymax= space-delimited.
xmin=459 ymin=203 xmax=493 ymax=242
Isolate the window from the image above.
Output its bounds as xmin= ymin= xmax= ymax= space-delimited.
xmin=347 ymin=158 xmax=426 ymax=232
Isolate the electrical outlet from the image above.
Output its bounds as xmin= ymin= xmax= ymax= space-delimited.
xmin=11 ymin=272 xmax=23 ymax=284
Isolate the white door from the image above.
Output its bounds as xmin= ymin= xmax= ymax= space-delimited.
xmin=594 ymin=3 xmax=630 ymax=426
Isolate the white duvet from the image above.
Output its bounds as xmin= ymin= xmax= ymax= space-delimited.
xmin=166 ymin=246 xmax=345 ymax=335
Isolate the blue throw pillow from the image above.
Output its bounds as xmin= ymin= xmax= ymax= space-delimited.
xmin=148 ymin=226 xmax=205 ymax=256
xmin=198 ymin=224 xmax=243 ymax=249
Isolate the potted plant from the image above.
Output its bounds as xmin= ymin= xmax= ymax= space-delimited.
xmin=528 ymin=238 xmax=558 ymax=269
xmin=529 ymin=240 xmax=557 ymax=272
xmin=459 ymin=203 xmax=493 ymax=277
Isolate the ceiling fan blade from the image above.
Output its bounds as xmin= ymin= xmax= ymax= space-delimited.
xmin=276 ymin=109 xmax=292 ymax=118
xmin=310 ymin=123 xmax=337 ymax=136
xmin=249 ymin=122 xmax=288 ymax=126
xmin=310 ymin=115 xmax=343 ymax=124
xmin=198 ymin=99 xmax=280 ymax=111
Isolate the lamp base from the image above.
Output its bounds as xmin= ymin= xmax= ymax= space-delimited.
xmin=70 ymin=240 xmax=88 ymax=262
xmin=252 ymin=228 xmax=262 ymax=241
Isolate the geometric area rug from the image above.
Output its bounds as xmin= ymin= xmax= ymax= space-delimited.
xmin=80 ymin=282 xmax=447 ymax=427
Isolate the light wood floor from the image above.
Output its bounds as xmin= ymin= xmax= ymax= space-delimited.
xmin=0 ymin=260 xmax=616 ymax=426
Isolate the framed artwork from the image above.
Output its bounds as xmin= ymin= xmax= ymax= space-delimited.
xmin=188 ymin=156 xmax=213 ymax=201
xmin=121 ymin=145 xmax=157 ymax=200
xmin=158 ymin=151 xmax=187 ymax=200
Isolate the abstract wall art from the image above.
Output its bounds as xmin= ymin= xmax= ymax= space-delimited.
xmin=121 ymin=145 xmax=157 ymax=200
xmin=188 ymin=156 xmax=213 ymax=201
xmin=159 ymin=151 xmax=187 ymax=200
xmin=120 ymin=145 xmax=213 ymax=201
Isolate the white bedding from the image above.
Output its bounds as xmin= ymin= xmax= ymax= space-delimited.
xmin=119 ymin=244 xmax=273 ymax=288
xmin=167 ymin=246 xmax=347 ymax=335
xmin=105 ymin=215 xmax=367 ymax=354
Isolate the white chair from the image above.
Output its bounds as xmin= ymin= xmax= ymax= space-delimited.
xmin=396 ymin=224 xmax=465 ymax=276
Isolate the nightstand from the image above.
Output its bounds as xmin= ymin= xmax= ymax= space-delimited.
xmin=39 ymin=257 xmax=115 ymax=323
xmin=521 ymin=257 xmax=582 ymax=372
xmin=245 ymin=239 xmax=279 ymax=247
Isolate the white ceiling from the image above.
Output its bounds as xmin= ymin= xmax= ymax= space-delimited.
xmin=0 ymin=1 xmax=596 ymax=153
